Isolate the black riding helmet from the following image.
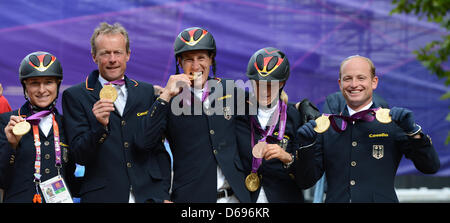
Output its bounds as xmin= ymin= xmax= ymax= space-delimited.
xmin=173 ymin=27 xmax=217 ymax=77
xmin=19 ymin=51 xmax=63 ymax=111
xmin=246 ymin=47 xmax=290 ymax=82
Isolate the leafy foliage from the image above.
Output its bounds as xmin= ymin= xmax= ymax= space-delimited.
xmin=390 ymin=0 xmax=450 ymax=144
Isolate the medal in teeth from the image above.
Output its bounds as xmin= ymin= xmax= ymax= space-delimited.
xmin=192 ymin=71 xmax=202 ymax=80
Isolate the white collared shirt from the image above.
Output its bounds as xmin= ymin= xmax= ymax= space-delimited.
xmin=257 ymin=103 xmax=278 ymax=129
xmin=347 ymin=101 xmax=373 ymax=116
xmin=192 ymin=86 xmax=210 ymax=109
xmin=39 ymin=113 xmax=53 ymax=137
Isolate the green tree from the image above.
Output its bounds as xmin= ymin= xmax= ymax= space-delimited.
xmin=390 ymin=0 xmax=450 ymax=144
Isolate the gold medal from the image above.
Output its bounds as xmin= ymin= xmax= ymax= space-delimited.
xmin=375 ymin=108 xmax=391 ymax=124
xmin=12 ymin=121 xmax=31 ymax=136
xmin=252 ymin=141 xmax=267 ymax=158
xmin=99 ymin=85 xmax=118 ymax=102
xmin=314 ymin=114 xmax=330 ymax=133
xmin=245 ymin=172 xmax=260 ymax=192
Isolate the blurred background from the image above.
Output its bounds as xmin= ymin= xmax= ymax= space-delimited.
xmin=0 ymin=0 xmax=448 ymax=202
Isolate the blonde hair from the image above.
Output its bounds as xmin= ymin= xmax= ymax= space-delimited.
xmin=339 ymin=55 xmax=376 ymax=78
xmin=280 ymin=90 xmax=288 ymax=104
xmin=90 ymin=22 xmax=130 ymax=56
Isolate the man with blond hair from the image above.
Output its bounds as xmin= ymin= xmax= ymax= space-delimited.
xmin=62 ymin=22 xmax=171 ymax=203
xmin=297 ymin=55 xmax=440 ymax=202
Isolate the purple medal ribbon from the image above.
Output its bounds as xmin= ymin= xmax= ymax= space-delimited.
xmin=328 ymin=108 xmax=377 ymax=133
xmin=249 ymin=100 xmax=287 ymax=173
xmin=104 ymin=79 xmax=126 ymax=86
xmin=26 ymin=110 xmax=53 ymax=125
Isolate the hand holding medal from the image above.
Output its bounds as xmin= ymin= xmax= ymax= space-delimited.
xmin=246 ymin=100 xmax=288 ymax=192
xmin=313 ymin=114 xmax=331 ymax=133
xmin=5 ymin=115 xmax=28 ymax=149
xmin=375 ymin=108 xmax=392 ymax=124
xmin=12 ymin=120 xmax=31 ymax=136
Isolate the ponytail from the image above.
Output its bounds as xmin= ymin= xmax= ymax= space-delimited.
xmin=280 ymin=90 xmax=288 ymax=104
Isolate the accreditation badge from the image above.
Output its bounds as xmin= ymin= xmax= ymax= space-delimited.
xmin=39 ymin=175 xmax=73 ymax=203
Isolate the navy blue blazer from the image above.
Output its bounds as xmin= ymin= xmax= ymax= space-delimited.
xmin=235 ymin=102 xmax=310 ymax=203
xmin=307 ymin=100 xmax=440 ymax=203
xmin=62 ymin=70 xmax=171 ymax=203
xmin=0 ymin=102 xmax=77 ymax=203
xmin=136 ymin=77 xmax=251 ymax=203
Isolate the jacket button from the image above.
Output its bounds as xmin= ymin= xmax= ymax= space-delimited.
xmin=350 ymin=180 xmax=356 ymax=186
xmin=210 ymin=130 xmax=215 ymax=135
xmin=351 ymin=161 xmax=357 ymax=167
xmin=45 ymin=154 xmax=51 ymax=160
xmin=44 ymin=141 xmax=50 ymax=146
xmin=45 ymin=168 xmax=51 ymax=174
xmin=213 ymin=149 xmax=218 ymax=155
xmin=127 ymin=162 xmax=132 ymax=168
xmin=124 ymin=142 xmax=129 ymax=148
xmin=351 ymin=141 xmax=357 ymax=147
xmin=121 ymin=120 xmax=126 ymax=126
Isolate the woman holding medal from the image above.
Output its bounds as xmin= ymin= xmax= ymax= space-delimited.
xmin=0 ymin=51 xmax=77 ymax=203
xmin=235 ymin=47 xmax=317 ymax=203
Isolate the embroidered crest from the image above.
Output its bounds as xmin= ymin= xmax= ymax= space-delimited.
xmin=372 ymin=145 xmax=384 ymax=159
xmin=279 ymin=137 xmax=289 ymax=150
xmin=62 ymin=147 xmax=69 ymax=163
xmin=223 ymin=106 xmax=232 ymax=120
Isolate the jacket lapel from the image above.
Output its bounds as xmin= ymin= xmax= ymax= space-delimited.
xmin=85 ymin=70 xmax=102 ymax=101
xmin=122 ymin=76 xmax=139 ymax=117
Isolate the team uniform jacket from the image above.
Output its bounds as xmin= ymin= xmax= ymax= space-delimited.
xmin=136 ymin=77 xmax=251 ymax=203
xmin=0 ymin=102 xmax=77 ymax=202
xmin=62 ymin=70 xmax=171 ymax=203
xmin=307 ymin=100 xmax=440 ymax=203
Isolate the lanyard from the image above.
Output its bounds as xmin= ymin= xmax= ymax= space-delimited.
xmin=32 ymin=114 xmax=62 ymax=183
